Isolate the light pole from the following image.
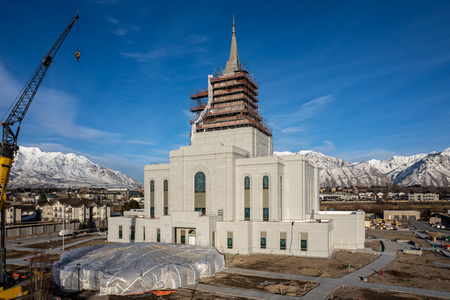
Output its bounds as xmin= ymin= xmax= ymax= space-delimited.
xmin=62 ymin=206 xmax=65 ymax=251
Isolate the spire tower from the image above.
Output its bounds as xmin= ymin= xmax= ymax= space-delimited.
xmin=189 ymin=19 xmax=272 ymax=141
xmin=223 ymin=16 xmax=241 ymax=76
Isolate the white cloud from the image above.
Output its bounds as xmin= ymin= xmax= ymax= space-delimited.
xmin=114 ymin=28 xmax=128 ymax=36
xmin=125 ymin=140 xmax=156 ymax=146
xmin=24 ymin=143 xmax=81 ymax=155
xmin=104 ymin=15 xmax=119 ymax=24
xmin=0 ymin=61 xmax=121 ymax=143
xmin=270 ymin=95 xmax=333 ymax=129
xmin=281 ymin=126 xmax=303 ymax=134
xmin=121 ymin=45 xmax=206 ymax=62
xmin=103 ymin=14 xmax=139 ymax=37
xmin=186 ymin=34 xmax=208 ymax=44
xmin=0 ymin=61 xmax=22 ymax=113
xmin=298 ymin=95 xmax=333 ymax=117
xmin=341 ymin=149 xmax=396 ymax=163
xmin=314 ymin=140 xmax=335 ymax=153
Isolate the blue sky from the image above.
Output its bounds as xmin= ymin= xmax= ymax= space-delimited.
xmin=1 ymin=1 xmax=449 ymax=183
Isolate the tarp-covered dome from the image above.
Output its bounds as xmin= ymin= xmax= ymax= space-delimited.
xmin=52 ymin=242 xmax=225 ymax=295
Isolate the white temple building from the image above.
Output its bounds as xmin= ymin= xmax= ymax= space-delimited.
xmin=108 ymin=20 xmax=364 ymax=258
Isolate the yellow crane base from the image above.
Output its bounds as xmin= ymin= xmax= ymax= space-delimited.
xmin=0 ymin=285 xmax=28 ymax=299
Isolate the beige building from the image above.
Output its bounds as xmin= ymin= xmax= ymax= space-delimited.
xmin=108 ymin=21 xmax=365 ymax=258
xmin=5 ymin=204 xmax=22 ymax=224
xmin=408 ymin=193 xmax=439 ymax=202
xmin=384 ymin=210 xmax=420 ymax=221
xmin=40 ymin=198 xmax=110 ymax=226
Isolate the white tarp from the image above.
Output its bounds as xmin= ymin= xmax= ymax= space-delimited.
xmin=52 ymin=242 xmax=225 ymax=295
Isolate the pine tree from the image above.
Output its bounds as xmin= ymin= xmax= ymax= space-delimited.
xmin=37 ymin=194 xmax=48 ymax=206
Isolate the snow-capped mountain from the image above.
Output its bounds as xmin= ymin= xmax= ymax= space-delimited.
xmin=9 ymin=147 xmax=143 ymax=189
xmin=275 ymin=148 xmax=450 ymax=187
xmin=367 ymin=153 xmax=427 ymax=181
xmin=387 ymin=149 xmax=450 ymax=187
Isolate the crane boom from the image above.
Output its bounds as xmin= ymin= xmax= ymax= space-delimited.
xmin=0 ymin=12 xmax=79 ymax=287
xmin=1 ymin=13 xmax=79 ymax=157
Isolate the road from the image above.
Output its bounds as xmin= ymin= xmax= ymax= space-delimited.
xmin=6 ymin=233 xmax=60 ymax=248
xmin=410 ymin=219 xmax=450 ymax=235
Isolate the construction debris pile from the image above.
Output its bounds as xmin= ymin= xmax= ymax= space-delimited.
xmin=52 ymin=242 xmax=225 ymax=295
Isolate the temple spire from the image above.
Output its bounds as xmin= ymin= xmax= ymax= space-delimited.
xmin=223 ymin=16 xmax=241 ymax=76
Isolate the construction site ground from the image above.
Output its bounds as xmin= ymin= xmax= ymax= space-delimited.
xmin=5 ymin=225 xmax=450 ymax=299
xmin=367 ymin=229 xmax=430 ymax=247
xmin=368 ymin=249 xmax=450 ymax=292
xmin=224 ymin=251 xmax=379 ymax=278
xmin=328 ymin=286 xmax=449 ymax=300
xmin=200 ymin=272 xmax=319 ymax=296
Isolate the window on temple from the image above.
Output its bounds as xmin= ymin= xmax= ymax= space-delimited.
xmin=260 ymin=231 xmax=266 ymax=249
xmin=150 ymin=180 xmax=155 ymax=218
xmin=263 ymin=175 xmax=269 ymax=221
xmin=244 ymin=176 xmax=250 ymax=220
xmin=280 ymin=232 xmax=286 ymax=250
xmin=163 ymin=179 xmax=168 ymax=215
xmin=195 ymin=172 xmax=206 ymax=215
xmin=227 ymin=232 xmax=233 ymax=249
xmin=300 ymin=233 xmax=308 ymax=251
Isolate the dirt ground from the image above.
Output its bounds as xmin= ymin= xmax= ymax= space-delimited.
xmin=225 ymin=251 xmax=379 ymax=278
xmin=364 ymin=239 xmax=381 ymax=251
xmin=367 ymin=229 xmax=429 ymax=247
xmin=6 ymin=249 xmax=34 ymax=259
xmin=368 ymin=250 xmax=450 ymax=292
xmin=200 ymin=272 xmax=318 ymax=296
xmin=51 ymin=288 xmax=249 ymax=300
xmin=26 ymin=253 xmax=61 ymax=263
xmin=328 ymin=285 xmax=449 ymax=300
xmin=65 ymin=237 xmax=112 ymax=250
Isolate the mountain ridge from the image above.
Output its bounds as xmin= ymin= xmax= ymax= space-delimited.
xmin=9 ymin=147 xmax=143 ymax=190
xmin=275 ymin=147 xmax=450 ymax=188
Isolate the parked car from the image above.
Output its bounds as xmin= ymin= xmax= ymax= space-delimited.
xmin=58 ymin=229 xmax=73 ymax=236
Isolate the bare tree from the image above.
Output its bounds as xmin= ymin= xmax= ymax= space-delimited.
xmin=27 ymin=250 xmax=53 ymax=300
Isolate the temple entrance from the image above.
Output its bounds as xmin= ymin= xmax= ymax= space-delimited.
xmin=188 ymin=230 xmax=196 ymax=245
xmin=175 ymin=227 xmax=196 ymax=244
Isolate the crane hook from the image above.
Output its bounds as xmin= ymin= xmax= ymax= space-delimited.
xmin=75 ymin=51 xmax=80 ymax=62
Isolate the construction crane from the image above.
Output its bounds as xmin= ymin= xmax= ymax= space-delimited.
xmin=0 ymin=12 xmax=79 ymax=295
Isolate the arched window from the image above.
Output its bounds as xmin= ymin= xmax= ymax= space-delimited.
xmin=244 ymin=176 xmax=250 ymax=190
xmin=195 ymin=172 xmax=205 ymax=193
xmin=150 ymin=180 xmax=155 ymax=218
xmin=195 ymin=172 xmax=206 ymax=215
xmin=262 ymin=175 xmax=269 ymax=221
xmin=163 ymin=179 xmax=168 ymax=215
xmin=263 ymin=175 xmax=269 ymax=189
xmin=244 ymin=176 xmax=250 ymax=220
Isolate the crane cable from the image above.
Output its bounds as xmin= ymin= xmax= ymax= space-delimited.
xmin=75 ymin=17 xmax=80 ymax=62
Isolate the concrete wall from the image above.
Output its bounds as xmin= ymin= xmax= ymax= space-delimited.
xmin=6 ymin=221 xmax=80 ymax=238
xmin=191 ymin=127 xmax=273 ymax=157
xmin=317 ymin=211 xmax=365 ymax=250
xmin=215 ymin=220 xmax=333 ymax=258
